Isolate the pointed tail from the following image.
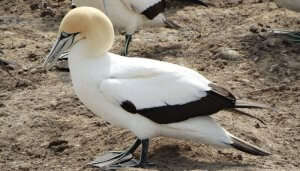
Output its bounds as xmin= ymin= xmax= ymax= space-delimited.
xmin=229 ymin=134 xmax=271 ymax=156
xmin=225 ymin=99 xmax=271 ymax=125
xmin=164 ymin=19 xmax=181 ymax=29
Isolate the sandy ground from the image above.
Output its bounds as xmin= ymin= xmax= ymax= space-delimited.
xmin=0 ymin=0 xmax=300 ymax=170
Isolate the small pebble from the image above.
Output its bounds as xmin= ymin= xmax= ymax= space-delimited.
xmin=217 ymin=47 xmax=242 ymax=60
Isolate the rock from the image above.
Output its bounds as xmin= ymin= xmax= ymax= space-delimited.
xmin=236 ymin=154 xmax=243 ymax=160
xmin=269 ymin=64 xmax=279 ymax=73
xmin=30 ymin=4 xmax=39 ymax=11
xmin=40 ymin=8 xmax=55 ymax=17
xmin=0 ymin=102 xmax=5 ymax=108
xmin=263 ymin=38 xmax=281 ymax=47
xmin=250 ymin=25 xmax=259 ymax=33
xmin=216 ymin=47 xmax=242 ymax=60
xmin=27 ymin=53 xmax=38 ymax=61
xmin=47 ymin=140 xmax=70 ymax=153
xmin=18 ymin=43 xmax=26 ymax=48
xmin=15 ymin=79 xmax=32 ymax=88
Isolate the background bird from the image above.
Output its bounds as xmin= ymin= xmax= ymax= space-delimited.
xmin=274 ymin=0 xmax=300 ymax=12
xmin=273 ymin=0 xmax=300 ymax=42
xmin=71 ymin=0 xmax=207 ymax=56
xmin=44 ymin=7 xmax=271 ymax=169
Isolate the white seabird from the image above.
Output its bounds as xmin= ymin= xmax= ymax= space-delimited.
xmin=274 ymin=0 xmax=300 ymax=12
xmin=44 ymin=7 xmax=271 ymax=169
xmin=273 ymin=0 xmax=300 ymax=41
xmin=70 ymin=0 xmax=207 ymax=56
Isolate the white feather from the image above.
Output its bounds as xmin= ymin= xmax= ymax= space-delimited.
xmin=123 ymin=0 xmax=162 ymax=13
xmin=71 ymin=0 xmax=167 ymax=34
xmin=99 ymin=55 xmax=211 ymax=109
xmin=161 ymin=116 xmax=233 ymax=147
xmin=67 ymin=40 xmax=230 ymax=143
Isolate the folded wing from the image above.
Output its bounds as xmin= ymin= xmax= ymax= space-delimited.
xmin=99 ymin=57 xmax=238 ymax=124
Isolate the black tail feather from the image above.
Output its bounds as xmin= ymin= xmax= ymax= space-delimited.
xmin=226 ymin=99 xmax=271 ymax=124
xmin=164 ymin=19 xmax=181 ymax=29
xmin=228 ymin=108 xmax=266 ymax=125
xmin=229 ymin=135 xmax=271 ymax=156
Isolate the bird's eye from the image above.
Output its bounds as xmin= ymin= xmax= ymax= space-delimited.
xmin=71 ymin=4 xmax=77 ymax=9
xmin=61 ymin=32 xmax=71 ymax=39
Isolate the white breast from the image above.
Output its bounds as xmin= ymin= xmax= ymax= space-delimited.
xmin=67 ymin=41 xmax=161 ymax=138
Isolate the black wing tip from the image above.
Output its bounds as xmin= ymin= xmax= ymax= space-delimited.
xmin=142 ymin=0 xmax=166 ymax=20
xmin=230 ymin=136 xmax=271 ymax=156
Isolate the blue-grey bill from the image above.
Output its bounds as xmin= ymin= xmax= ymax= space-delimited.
xmin=43 ymin=32 xmax=76 ymax=70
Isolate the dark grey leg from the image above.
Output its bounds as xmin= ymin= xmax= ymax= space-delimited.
xmin=109 ymin=139 xmax=155 ymax=168
xmin=136 ymin=139 xmax=154 ymax=167
xmin=90 ymin=139 xmax=141 ymax=167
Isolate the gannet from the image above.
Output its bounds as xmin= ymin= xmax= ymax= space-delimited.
xmin=70 ymin=0 xmax=207 ymax=56
xmin=44 ymin=7 xmax=271 ymax=169
xmin=273 ymin=0 xmax=300 ymax=41
xmin=274 ymin=0 xmax=300 ymax=12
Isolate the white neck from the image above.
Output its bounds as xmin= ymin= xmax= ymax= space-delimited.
xmin=68 ymin=39 xmax=111 ymax=82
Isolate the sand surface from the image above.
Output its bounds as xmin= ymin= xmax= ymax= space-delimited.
xmin=0 ymin=0 xmax=299 ymax=170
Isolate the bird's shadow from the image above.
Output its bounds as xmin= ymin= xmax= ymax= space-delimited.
xmin=148 ymin=145 xmax=253 ymax=171
xmin=138 ymin=44 xmax=184 ymax=61
xmin=238 ymin=30 xmax=300 ymax=82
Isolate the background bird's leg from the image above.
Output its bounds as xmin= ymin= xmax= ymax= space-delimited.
xmin=121 ymin=34 xmax=132 ymax=56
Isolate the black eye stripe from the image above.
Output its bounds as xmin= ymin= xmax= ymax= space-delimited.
xmin=60 ymin=32 xmax=71 ymax=39
xmin=60 ymin=32 xmax=80 ymax=40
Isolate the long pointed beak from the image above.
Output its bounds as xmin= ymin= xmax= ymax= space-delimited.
xmin=43 ymin=32 xmax=78 ymax=70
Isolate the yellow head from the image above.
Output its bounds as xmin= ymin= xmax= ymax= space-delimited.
xmin=44 ymin=7 xmax=114 ymax=69
xmin=60 ymin=6 xmax=114 ymax=53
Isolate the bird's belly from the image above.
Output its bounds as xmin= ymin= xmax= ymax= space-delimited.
xmin=72 ymin=82 xmax=123 ymax=127
xmin=159 ymin=116 xmax=232 ymax=147
xmin=72 ymin=82 xmax=160 ymax=138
